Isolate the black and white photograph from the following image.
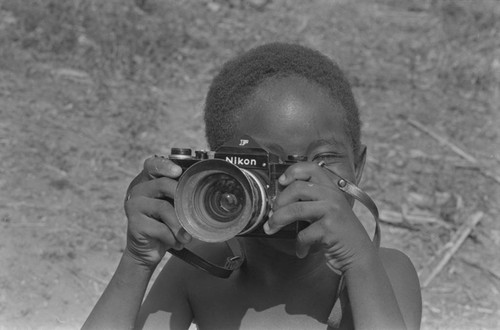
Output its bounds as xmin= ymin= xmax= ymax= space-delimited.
xmin=0 ymin=0 xmax=499 ymax=329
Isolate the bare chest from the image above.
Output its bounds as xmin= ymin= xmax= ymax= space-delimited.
xmin=188 ymin=273 xmax=339 ymax=330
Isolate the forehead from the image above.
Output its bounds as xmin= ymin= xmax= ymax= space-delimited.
xmin=235 ymin=75 xmax=350 ymax=156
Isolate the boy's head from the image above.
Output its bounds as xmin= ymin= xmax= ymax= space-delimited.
xmin=203 ymin=42 xmax=361 ymax=157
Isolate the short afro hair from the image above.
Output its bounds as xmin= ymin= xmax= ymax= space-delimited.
xmin=204 ymin=42 xmax=361 ymax=153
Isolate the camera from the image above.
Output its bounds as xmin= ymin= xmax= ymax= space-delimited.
xmin=169 ymin=135 xmax=308 ymax=243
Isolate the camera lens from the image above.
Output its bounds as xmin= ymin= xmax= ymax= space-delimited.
xmin=175 ymin=159 xmax=268 ymax=242
xmin=202 ymin=174 xmax=245 ymax=223
xmin=220 ymin=193 xmax=239 ymax=212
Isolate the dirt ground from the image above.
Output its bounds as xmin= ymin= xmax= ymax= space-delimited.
xmin=0 ymin=0 xmax=499 ymax=329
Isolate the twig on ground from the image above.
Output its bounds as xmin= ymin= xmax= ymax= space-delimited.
xmin=79 ymin=271 xmax=108 ymax=286
xmin=407 ymin=118 xmax=500 ymax=185
xmin=472 ymin=168 xmax=500 ymax=185
xmin=453 ymin=163 xmax=481 ymax=170
xmin=379 ymin=209 xmax=451 ymax=229
xmin=3 ymin=222 xmax=48 ymax=227
xmin=407 ymin=118 xmax=476 ymax=163
xmin=460 ymin=256 xmax=500 ymax=282
xmin=419 ymin=211 xmax=484 ymax=288
xmin=379 ymin=216 xmax=416 ymax=230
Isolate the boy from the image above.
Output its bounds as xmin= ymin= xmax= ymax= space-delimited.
xmin=83 ymin=43 xmax=422 ymax=329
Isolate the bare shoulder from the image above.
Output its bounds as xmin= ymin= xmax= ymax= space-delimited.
xmin=379 ymin=248 xmax=418 ymax=277
xmin=379 ymin=247 xmax=422 ymax=330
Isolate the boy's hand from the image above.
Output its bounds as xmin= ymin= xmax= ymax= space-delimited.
xmin=123 ymin=156 xmax=192 ymax=269
xmin=264 ymin=162 xmax=375 ymax=274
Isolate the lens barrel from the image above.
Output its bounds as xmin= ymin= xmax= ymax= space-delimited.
xmin=175 ymin=159 xmax=267 ymax=242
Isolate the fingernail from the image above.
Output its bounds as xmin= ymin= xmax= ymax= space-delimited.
xmin=296 ymin=247 xmax=308 ymax=259
xmin=181 ymin=231 xmax=191 ymax=243
xmin=170 ymin=164 xmax=182 ymax=176
xmin=279 ymin=174 xmax=286 ymax=184
xmin=263 ymin=221 xmax=272 ymax=235
xmin=264 ymin=221 xmax=280 ymax=235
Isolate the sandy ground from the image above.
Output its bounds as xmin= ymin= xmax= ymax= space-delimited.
xmin=1 ymin=0 xmax=499 ymax=329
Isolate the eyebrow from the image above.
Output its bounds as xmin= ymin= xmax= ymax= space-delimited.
xmin=261 ymin=137 xmax=348 ymax=160
xmin=306 ymin=137 xmax=348 ymax=155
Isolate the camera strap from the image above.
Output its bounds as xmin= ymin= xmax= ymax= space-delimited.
xmin=168 ymin=238 xmax=245 ymax=279
xmin=170 ymin=166 xmax=381 ymax=284
xmin=318 ymin=162 xmax=381 ymax=249
xmin=318 ymin=162 xmax=381 ymax=328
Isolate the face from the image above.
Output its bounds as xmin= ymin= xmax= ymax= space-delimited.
xmin=236 ymin=75 xmax=361 ymax=183
xmin=234 ymin=75 xmax=365 ymax=256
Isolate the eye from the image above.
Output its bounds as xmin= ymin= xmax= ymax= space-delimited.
xmin=312 ymin=152 xmax=344 ymax=165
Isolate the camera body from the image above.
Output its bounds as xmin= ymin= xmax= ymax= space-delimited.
xmin=169 ymin=135 xmax=308 ymax=242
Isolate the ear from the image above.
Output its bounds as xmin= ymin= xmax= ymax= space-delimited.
xmin=354 ymin=145 xmax=367 ymax=185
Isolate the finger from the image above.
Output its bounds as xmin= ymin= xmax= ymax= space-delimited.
xmin=278 ymin=162 xmax=333 ymax=186
xmin=127 ymin=171 xmax=148 ymax=199
xmin=295 ymin=222 xmax=331 ymax=259
xmin=144 ymin=155 xmax=182 ymax=179
xmin=125 ymin=156 xmax=182 ymax=200
xmin=126 ymin=196 xmax=191 ymax=244
xmin=148 ymin=198 xmax=192 ymax=244
xmin=128 ymin=177 xmax=178 ymax=200
xmin=135 ymin=213 xmax=178 ymax=247
xmin=131 ymin=213 xmax=186 ymax=251
xmin=273 ymin=180 xmax=338 ymax=210
xmin=264 ymin=201 xmax=327 ymax=235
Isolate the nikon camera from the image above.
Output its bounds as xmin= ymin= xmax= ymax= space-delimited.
xmin=169 ymin=135 xmax=308 ymax=243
